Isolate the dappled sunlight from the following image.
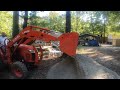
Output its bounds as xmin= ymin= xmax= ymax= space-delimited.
xmin=77 ymin=47 xmax=116 ymax=63
xmin=77 ymin=50 xmax=96 ymax=54
xmin=100 ymin=55 xmax=114 ymax=61
xmin=91 ymin=69 xmax=111 ymax=79
xmin=83 ymin=51 xmax=96 ymax=54
xmin=86 ymin=48 xmax=95 ymax=51
xmin=76 ymin=48 xmax=97 ymax=54
xmin=88 ymin=53 xmax=98 ymax=58
xmin=78 ymin=54 xmax=120 ymax=79
xmin=114 ymin=49 xmax=119 ymax=52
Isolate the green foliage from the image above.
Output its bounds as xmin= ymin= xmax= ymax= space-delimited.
xmin=26 ymin=11 xmax=120 ymax=37
xmin=71 ymin=11 xmax=120 ymax=37
xmin=1 ymin=11 xmax=120 ymax=39
xmin=107 ymin=11 xmax=120 ymax=33
xmin=48 ymin=11 xmax=65 ymax=32
xmin=71 ymin=12 xmax=82 ymax=33
xmin=28 ymin=11 xmax=65 ymax=33
xmin=0 ymin=11 xmax=12 ymax=38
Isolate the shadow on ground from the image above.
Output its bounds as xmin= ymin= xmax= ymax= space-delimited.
xmin=78 ymin=46 xmax=120 ymax=76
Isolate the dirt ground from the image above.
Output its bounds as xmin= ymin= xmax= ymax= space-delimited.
xmin=27 ymin=59 xmax=62 ymax=79
xmin=0 ymin=59 xmax=62 ymax=79
xmin=77 ymin=44 xmax=120 ymax=76
xmin=1 ymin=44 xmax=120 ymax=79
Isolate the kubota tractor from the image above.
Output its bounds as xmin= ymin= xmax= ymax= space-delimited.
xmin=0 ymin=25 xmax=79 ymax=79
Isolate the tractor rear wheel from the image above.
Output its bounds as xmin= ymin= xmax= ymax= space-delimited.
xmin=11 ymin=61 xmax=28 ymax=79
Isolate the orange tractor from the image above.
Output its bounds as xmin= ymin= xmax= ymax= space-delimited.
xmin=0 ymin=25 xmax=79 ymax=79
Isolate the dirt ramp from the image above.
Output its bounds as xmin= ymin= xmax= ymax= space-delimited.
xmin=47 ymin=56 xmax=85 ymax=79
xmin=47 ymin=54 xmax=120 ymax=79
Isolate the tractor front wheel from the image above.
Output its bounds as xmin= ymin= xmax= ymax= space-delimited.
xmin=11 ymin=61 xmax=28 ymax=79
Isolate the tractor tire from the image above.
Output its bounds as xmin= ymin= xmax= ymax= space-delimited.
xmin=11 ymin=61 xmax=28 ymax=79
xmin=25 ymin=62 xmax=38 ymax=70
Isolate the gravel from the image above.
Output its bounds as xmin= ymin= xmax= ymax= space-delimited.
xmin=77 ymin=45 xmax=120 ymax=77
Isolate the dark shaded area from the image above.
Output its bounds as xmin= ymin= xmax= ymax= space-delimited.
xmin=0 ymin=59 xmax=62 ymax=79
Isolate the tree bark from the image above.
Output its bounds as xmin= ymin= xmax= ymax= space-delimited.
xmin=23 ymin=11 xmax=28 ymax=29
xmin=12 ymin=11 xmax=19 ymax=38
xmin=76 ymin=11 xmax=79 ymax=32
xmin=103 ymin=20 xmax=106 ymax=43
xmin=66 ymin=11 xmax=71 ymax=33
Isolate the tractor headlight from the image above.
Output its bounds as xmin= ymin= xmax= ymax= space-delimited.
xmin=29 ymin=50 xmax=35 ymax=53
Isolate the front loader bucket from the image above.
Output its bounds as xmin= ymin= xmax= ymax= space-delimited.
xmin=58 ymin=32 xmax=79 ymax=56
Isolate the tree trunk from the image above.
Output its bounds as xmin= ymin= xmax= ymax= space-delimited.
xmin=90 ymin=13 xmax=94 ymax=35
xmin=103 ymin=20 xmax=106 ymax=43
xmin=66 ymin=11 xmax=71 ymax=33
xmin=12 ymin=11 xmax=19 ymax=38
xmin=76 ymin=11 xmax=79 ymax=32
xmin=23 ymin=11 xmax=28 ymax=29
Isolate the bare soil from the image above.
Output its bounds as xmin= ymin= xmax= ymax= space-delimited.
xmin=0 ymin=59 xmax=62 ymax=79
xmin=1 ymin=44 xmax=120 ymax=79
xmin=77 ymin=44 xmax=120 ymax=76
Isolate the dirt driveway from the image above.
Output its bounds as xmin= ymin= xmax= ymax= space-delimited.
xmin=77 ymin=44 xmax=120 ymax=76
xmin=0 ymin=44 xmax=120 ymax=79
xmin=0 ymin=59 xmax=62 ymax=79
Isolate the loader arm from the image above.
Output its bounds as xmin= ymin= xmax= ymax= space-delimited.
xmin=6 ymin=26 xmax=79 ymax=64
